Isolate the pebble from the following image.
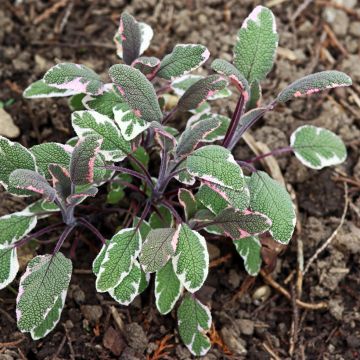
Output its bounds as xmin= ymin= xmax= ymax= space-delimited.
xmin=349 ymin=22 xmax=360 ymax=37
xmin=0 ymin=108 xmax=20 ymax=138
xmin=125 ymin=323 xmax=148 ymax=353
xmin=237 ymin=319 xmax=255 ymax=336
xmin=80 ymin=305 xmax=103 ymax=323
xmin=220 ymin=326 xmax=247 ymax=355
xmin=322 ymin=9 xmax=349 ymax=36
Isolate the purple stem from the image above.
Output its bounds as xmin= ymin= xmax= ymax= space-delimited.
xmin=104 ymin=165 xmax=153 ymax=188
xmin=160 ymin=198 xmax=183 ymax=224
xmin=236 ymin=160 xmax=257 ymax=173
xmin=223 ymin=94 xmax=245 ymax=148
xmin=162 ymin=106 xmax=178 ymax=125
xmin=246 ymin=146 xmax=293 ymax=163
xmin=127 ymin=153 xmax=153 ymax=184
xmin=53 ymin=224 xmax=76 ymax=254
xmin=78 ymin=218 xmax=106 ymax=245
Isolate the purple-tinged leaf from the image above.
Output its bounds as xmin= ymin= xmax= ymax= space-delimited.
xmin=70 ymin=135 xmax=103 ymax=186
xmin=177 ymin=75 xmax=228 ymax=112
xmin=109 ymin=64 xmax=163 ymax=123
xmin=48 ymin=164 xmax=71 ymax=202
xmin=277 ymin=70 xmax=352 ymax=103
xmin=132 ymin=56 xmax=160 ymax=78
xmin=151 ymin=122 xmax=177 ymax=151
xmin=8 ymin=169 xmax=56 ymax=202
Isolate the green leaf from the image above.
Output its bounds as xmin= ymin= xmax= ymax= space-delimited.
xmin=195 ymin=184 xmax=228 ymax=215
xmin=177 ymin=75 xmax=228 ymax=112
xmin=248 ymin=171 xmax=295 ymax=244
xmin=109 ymin=260 xmax=142 ymax=305
xmin=31 ymin=143 xmax=71 ymax=179
xmin=187 ymin=145 xmax=250 ymax=210
xmin=30 ymin=290 xmax=66 ymax=340
xmin=174 ymin=160 xmax=196 ymax=186
xmin=44 ymin=63 xmax=104 ymax=95
xmin=290 ymin=125 xmax=347 ymax=169
xmin=113 ymin=103 xmax=150 ymax=141
xmin=0 ymin=212 xmax=37 ymax=249
xmin=171 ymin=74 xmax=202 ymax=96
xmin=132 ymin=56 xmax=160 ymax=78
xmin=23 ymin=79 xmax=78 ymax=98
xmin=212 ymin=208 xmax=271 ymax=240
xmin=234 ymin=236 xmax=262 ymax=276
xmin=72 ymin=110 xmax=130 ymax=161
xmin=23 ymin=200 xmax=59 ymax=218
xmin=277 ymin=71 xmax=352 ymax=103
xmin=149 ymin=206 xmax=173 ymax=229
xmin=139 ymin=228 xmax=177 ymax=273
xmin=95 ymin=228 xmax=141 ymax=292
xmin=172 ymin=224 xmax=209 ymax=293
xmin=138 ymin=269 xmax=150 ymax=294
xmin=155 ymin=260 xmax=183 ymax=315
xmin=16 ymin=253 xmax=72 ymax=332
xmin=178 ymin=189 xmax=197 ymax=221
xmin=157 ymin=44 xmax=209 ymax=80
xmin=177 ymin=294 xmax=212 ymax=356
xmin=129 ymin=146 xmax=149 ymax=172
xmin=109 ymin=64 xmax=162 ymax=123
xmin=92 ymin=240 xmax=110 ymax=276
xmin=69 ymin=93 xmax=86 ymax=111
xmin=234 ymin=6 xmax=278 ymax=83
xmin=0 ymin=248 xmax=19 ymax=289
xmin=0 ymin=137 xmax=37 ymax=195
xmin=246 ymin=81 xmax=262 ymax=110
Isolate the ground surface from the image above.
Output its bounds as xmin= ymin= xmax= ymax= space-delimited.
xmin=0 ymin=0 xmax=360 ymax=359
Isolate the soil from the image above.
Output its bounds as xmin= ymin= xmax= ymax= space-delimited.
xmin=1 ymin=0 xmax=360 ymax=359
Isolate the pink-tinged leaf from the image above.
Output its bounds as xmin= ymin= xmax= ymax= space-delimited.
xmin=277 ymin=70 xmax=352 ymax=103
xmin=151 ymin=122 xmax=177 ymax=151
xmin=48 ymin=164 xmax=71 ymax=203
xmin=66 ymin=187 xmax=98 ymax=206
xmin=70 ymin=135 xmax=103 ymax=186
xmin=8 ymin=169 xmax=56 ymax=202
xmin=131 ymin=56 xmax=160 ymax=79
xmin=177 ymin=75 xmax=228 ymax=111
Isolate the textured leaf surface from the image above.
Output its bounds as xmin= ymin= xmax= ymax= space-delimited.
xmin=157 ymin=44 xmax=209 ymax=80
xmin=290 ymin=125 xmax=347 ymax=169
xmin=234 ymin=6 xmax=278 ymax=83
xmin=213 ymin=208 xmax=271 ymax=240
xmin=139 ymin=228 xmax=177 ymax=273
xmin=149 ymin=206 xmax=173 ymax=229
xmin=96 ymin=228 xmax=141 ymax=292
xmin=70 ymin=135 xmax=103 ymax=185
xmin=119 ymin=13 xmax=141 ymax=65
xmin=72 ymin=110 xmax=129 ymax=161
xmin=31 ymin=143 xmax=71 ymax=179
xmin=48 ymin=164 xmax=71 ymax=203
xmin=109 ymin=64 xmax=162 ymax=123
xmin=172 ymin=224 xmax=208 ymax=293
xmin=0 ymin=248 xmax=19 ymax=289
xmin=0 ymin=137 xmax=37 ymax=195
xmin=16 ymin=253 xmax=72 ymax=332
xmin=195 ymin=184 xmax=228 ymax=215
xmin=177 ymin=294 xmax=212 ymax=356
xmin=23 ymin=79 xmax=78 ymax=98
xmin=277 ymin=71 xmax=352 ymax=103
xmin=132 ymin=56 xmax=160 ymax=78
xmin=171 ymin=75 xmax=202 ymax=96
xmin=9 ymin=169 xmax=56 ymax=202
xmin=69 ymin=93 xmax=86 ymax=111
xmin=234 ymin=236 xmax=262 ymax=276
xmin=178 ymin=189 xmax=197 ymax=221
xmin=109 ymin=260 xmax=142 ymax=305
xmin=248 ymin=171 xmax=295 ymax=244
xmin=246 ymin=81 xmax=262 ymax=110
xmin=155 ymin=260 xmax=182 ymax=315
xmin=177 ymin=75 xmax=228 ymax=111
xmin=44 ymin=63 xmax=104 ymax=95
xmin=92 ymin=240 xmax=110 ymax=276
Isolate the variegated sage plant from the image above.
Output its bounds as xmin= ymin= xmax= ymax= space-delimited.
xmin=0 ymin=7 xmax=352 ymax=356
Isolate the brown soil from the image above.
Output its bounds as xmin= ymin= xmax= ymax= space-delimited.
xmin=1 ymin=0 xmax=360 ymax=359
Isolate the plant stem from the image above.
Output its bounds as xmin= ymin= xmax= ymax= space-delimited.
xmin=104 ymin=165 xmax=153 ymax=188
xmin=162 ymin=106 xmax=177 ymax=125
xmin=127 ymin=153 xmax=153 ymax=184
xmin=246 ymin=146 xmax=293 ymax=163
xmin=160 ymin=198 xmax=183 ymax=224
xmin=53 ymin=224 xmax=76 ymax=254
xmin=78 ymin=218 xmax=106 ymax=245
xmin=236 ymin=160 xmax=257 ymax=173
xmin=223 ymin=94 xmax=245 ymax=148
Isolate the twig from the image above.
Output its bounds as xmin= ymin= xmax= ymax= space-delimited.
xmin=0 ymin=338 xmax=24 ymax=348
xmin=52 ymin=335 xmax=67 ymax=360
xmin=303 ymin=182 xmax=348 ymax=276
xmin=34 ymin=0 xmax=69 ymax=25
xmin=323 ymin=23 xmax=349 ymax=57
xmin=289 ymin=284 xmax=300 ymax=356
xmin=109 ymin=306 xmax=125 ymax=333
xmin=291 ymin=0 xmax=314 ymax=22
xmin=262 ymin=341 xmax=281 ymax=360
xmin=209 ymin=254 xmax=232 ymax=268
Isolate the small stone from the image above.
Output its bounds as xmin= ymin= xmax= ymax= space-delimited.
xmin=329 ymin=297 xmax=344 ymax=320
xmin=71 ymin=285 xmax=86 ymax=304
xmin=322 ymin=9 xmax=349 ymax=36
xmin=237 ymin=319 xmax=255 ymax=336
xmin=349 ymin=22 xmax=360 ymax=37
xmin=252 ymin=285 xmax=271 ymax=305
xmin=125 ymin=323 xmax=148 ymax=353
xmin=103 ymin=326 xmax=125 ymax=356
xmin=228 ymin=269 xmax=241 ymax=289
xmin=220 ymin=326 xmax=247 ymax=355
xmin=80 ymin=305 xmax=103 ymax=323
xmin=64 ymin=320 xmax=74 ymax=329
xmin=0 ymin=108 xmax=20 ymax=138
xmin=175 ymin=344 xmax=192 ymax=359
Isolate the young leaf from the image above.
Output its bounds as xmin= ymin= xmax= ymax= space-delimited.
xmin=157 ymin=44 xmax=209 ymax=80
xmin=132 ymin=56 xmax=160 ymax=78
xmin=149 ymin=206 xmax=173 ymax=229
xmin=43 ymin=63 xmax=104 ymax=96
xmin=31 ymin=143 xmax=71 ymax=179
xmin=109 ymin=260 xmax=142 ymax=305
xmin=177 ymin=75 xmax=228 ymax=112
xmin=248 ymin=171 xmax=295 ymax=244
xmin=234 ymin=6 xmax=278 ymax=84
xmin=290 ymin=125 xmax=347 ymax=169
xmin=72 ymin=110 xmax=130 ymax=161
xmin=178 ymin=189 xmax=197 ymax=221
xmin=23 ymin=79 xmax=78 ymax=99
xmin=95 ymin=228 xmax=141 ymax=292
xmin=277 ymin=71 xmax=352 ymax=103
xmin=211 ymin=59 xmax=250 ymax=97
xmin=176 ymin=117 xmax=221 ymax=158
xmin=48 ymin=164 xmax=72 ymax=202
xmin=139 ymin=228 xmax=178 ymax=273
xmin=172 ymin=224 xmax=209 ymax=293
xmin=109 ymin=64 xmax=163 ymax=123
xmin=0 ymin=212 xmax=37 ymax=249
xmin=69 ymin=135 xmax=103 ymax=186
xmin=212 ymin=208 xmax=271 ymax=240
xmin=113 ymin=103 xmax=150 ymax=141
xmin=177 ymin=294 xmax=212 ymax=356
xmin=0 ymin=248 xmax=19 ymax=289
xmin=118 ymin=13 xmax=141 ymax=65
xmin=246 ymin=81 xmax=262 ymax=110
xmin=187 ymin=145 xmax=250 ymax=211
xmin=155 ymin=260 xmax=183 ymax=315
xmin=0 ymin=137 xmax=37 ymax=194
xmin=30 ymin=290 xmax=66 ymax=340
xmin=234 ymin=236 xmax=262 ymax=276
xmin=16 ymin=253 xmax=72 ymax=332
xmin=8 ymin=169 xmax=56 ymax=202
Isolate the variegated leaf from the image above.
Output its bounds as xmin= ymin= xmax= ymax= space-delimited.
xmin=178 ymin=189 xmax=197 ymax=221
xmin=171 ymin=74 xmax=203 ymax=96
xmin=48 ymin=164 xmax=71 ymax=203
xmin=69 ymin=93 xmax=86 ymax=111
xmin=174 ymin=160 xmax=196 ymax=186
xmin=234 ymin=236 xmax=262 ymax=276
xmin=23 ymin=79 xmax=78 ymax=98
xmin=149 ymin=206 xmax=173 ymax=229
xmin=0 ymin=248 xmax=19 ymax=289
xmin=195 ymin=184 xmax=228 ymax=215
xmin=132 ymin=56 xmax=160 ymax=78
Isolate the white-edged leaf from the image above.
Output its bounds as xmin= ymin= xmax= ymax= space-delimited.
xmin=0 ymin=248 xmax=19 ymax=289
xmin=178 ymin=188 xmax=197 ymax=221
xmin=132 ymin=56 xmax=160 ymax=78
xmin=23 ymin=79 xmax=78 ymax=99
xmin=234 ymin=236 xmax=262 ymax=276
